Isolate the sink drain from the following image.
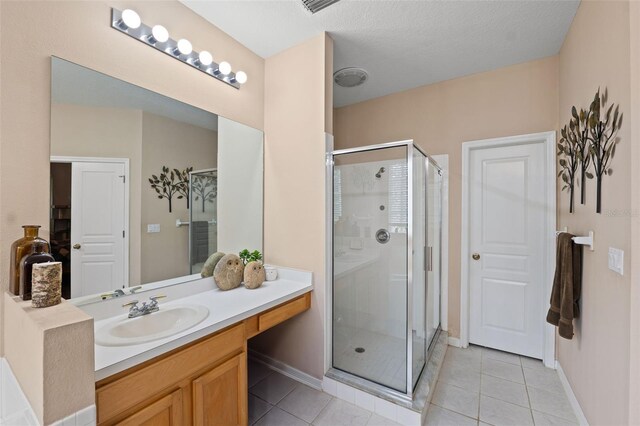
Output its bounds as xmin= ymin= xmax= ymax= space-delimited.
xmin=355 ymin=347 xmax=365 ymax=353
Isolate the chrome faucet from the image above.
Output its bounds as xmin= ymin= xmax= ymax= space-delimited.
xmin=123 ymin=295 xmax=167 ymax=318
xmin=100 ymin=289 xmax=126 ymax=300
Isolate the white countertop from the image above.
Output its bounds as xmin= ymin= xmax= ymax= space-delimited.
xmin=92 ymin=268 xmax=312 ymax=381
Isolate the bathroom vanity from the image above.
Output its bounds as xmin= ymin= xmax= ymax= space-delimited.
xmin=85 ymin=268 xmax=312 ymax=425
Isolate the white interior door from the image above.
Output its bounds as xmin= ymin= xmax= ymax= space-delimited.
xmin=71 ymin=161 xmax=126 ymax=298
xmin=468 ymin=142 xmax=546 ymax=358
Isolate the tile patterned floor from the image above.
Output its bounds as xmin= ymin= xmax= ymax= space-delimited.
xmin=426 ymin=345 xmax=579 ymax=426
xmin=249 ymin=344 xmax=579 ymax=426
xmin=248 ymin=360 xmax=400 ymax=426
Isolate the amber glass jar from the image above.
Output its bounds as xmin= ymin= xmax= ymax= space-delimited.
xmin=20 ymin=246 xmax=55 ymax=301
xmin=9 ymin=225 xmax=51 ymax=295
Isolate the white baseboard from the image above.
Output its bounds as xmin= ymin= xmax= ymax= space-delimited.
xmin=249 ymin=350 xmax=323 ymax=390
xmin=556 ymin=362 xmax=589 ymax=426
xmin=448 ymin=337 xmax=462 ymax=348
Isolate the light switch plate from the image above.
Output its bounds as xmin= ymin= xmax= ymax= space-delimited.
xmin=147 ymin=224 xmax=160 ymax=233
xmin=608 ymin=247 xmax=624 ymax=275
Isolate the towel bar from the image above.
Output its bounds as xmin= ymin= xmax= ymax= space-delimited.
xmin=556 ymin=228 xmax=594 ymax=251
xmin=175 ymin=219 xmax=217 ymax=227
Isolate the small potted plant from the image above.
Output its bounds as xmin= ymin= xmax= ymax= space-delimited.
xmin=239 ymin=249 xmax=265 ymax=289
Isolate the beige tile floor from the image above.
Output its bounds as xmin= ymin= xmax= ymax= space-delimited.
xmin=428 ymin=345 xmax=579 ymax=426
xmin=249 ymin=360 xmax=398 ymax=426
xmin=248 ymin=344 xmax=579 ymax=426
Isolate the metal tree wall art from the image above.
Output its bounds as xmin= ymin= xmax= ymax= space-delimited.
xmin=568 ymin=106 xmax=593 ymax=205
xmin=586 ymin=89 xmax=623 ymax=213
xmin=174 ymin=167 xmax=194 ymax=209
xmin=149 ymin=166 xmax=182 ymax=213
xmin=558 ymin=124 xmax=580 ymax=213
xmin=192 ymin=174 xmax=217 ymax=212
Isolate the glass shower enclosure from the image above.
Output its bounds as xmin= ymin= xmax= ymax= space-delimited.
xmin=329 ymin=140 xmax=442 ymax=400
xmin=189 ymin=168 xmax=218 ymax=274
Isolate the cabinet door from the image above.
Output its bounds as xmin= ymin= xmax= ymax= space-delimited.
xmin=117 ymin=389 xmax=183 ymax=426
xmin=193 ymin=353 xmax=247 ymax=426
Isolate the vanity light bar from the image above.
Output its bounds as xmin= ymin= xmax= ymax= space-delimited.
xmin=111 ymin=9 xmax=247 ymax=89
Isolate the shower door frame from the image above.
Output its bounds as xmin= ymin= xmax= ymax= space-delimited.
xmin=188 ymin=168 xmax=217 ymax=274
xmin=327 ymin=139 xmax=442 ymax=402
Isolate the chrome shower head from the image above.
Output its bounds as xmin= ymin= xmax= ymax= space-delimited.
xmin=375 ymin=167 xmax=385 ymax=178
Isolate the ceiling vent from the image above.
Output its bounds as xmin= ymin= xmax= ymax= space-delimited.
xmin=302 ymin=0 xmax=341 ymax=14
xmin=334 ymin=67 xmax=368 ymax=88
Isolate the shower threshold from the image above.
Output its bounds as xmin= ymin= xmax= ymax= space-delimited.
xmin=326 ymin=329 xmax=448 ymax=417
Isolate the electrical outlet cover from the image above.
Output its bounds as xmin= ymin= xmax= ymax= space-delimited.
xmin=147 ymin=224 xmax=161 ymax=233
xmin=608 ymin=247 xmax=624 ymax=275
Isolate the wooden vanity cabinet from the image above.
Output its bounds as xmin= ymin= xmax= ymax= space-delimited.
xmin=117 ymin=389 xmax=184 ymax=426
xmin=192 ymin=353 xmax=247 ymax=425
xmin=96 ymin=292 xmax=311 ymax=426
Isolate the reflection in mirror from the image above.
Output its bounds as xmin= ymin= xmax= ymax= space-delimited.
xmin=50 ymin=57 xmax=263 ymax=302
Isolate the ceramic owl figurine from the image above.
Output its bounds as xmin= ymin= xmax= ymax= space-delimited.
xmin=201 ymin=252 xmax=225 ymax=278
xmin=213 ymin=254 xmax=243 ymax=290
xmin=244 ymin=261 xmax=266 ymax=289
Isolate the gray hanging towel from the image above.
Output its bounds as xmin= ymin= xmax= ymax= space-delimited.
xmin=546 ymin=232 xmax=582 ymax=340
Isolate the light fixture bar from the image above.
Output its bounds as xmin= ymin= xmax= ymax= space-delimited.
xmin=111 ymin=8 xmax=245 ymax=89
xmin=302 ymin=0 xmax=341 ymax=14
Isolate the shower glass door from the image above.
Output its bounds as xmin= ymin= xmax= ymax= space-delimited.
xmin=189 ymin=169 xmax=218 ymax=274
xmin=411 ymin=147 xmax=427 ymax=389
xmin=332 ymin=146 xmax=408 ymax=393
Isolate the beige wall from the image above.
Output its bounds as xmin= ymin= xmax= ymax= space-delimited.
xmin=140 ymin=112 xmax=217 ymax=283
xmin=51 ymin=103 xmax=144 ymax=286
xmin=251 ymin=33 xmax=333 ymax=379
xmin=0 ymin=0 xmax=264 ymax=420
xmin=630 ymin=4 xmax=640 ymax=424
xmin=334 ymin=56 xmax=559 ymax=338
xmin=557 ymin=2 xmax=632 ymax=424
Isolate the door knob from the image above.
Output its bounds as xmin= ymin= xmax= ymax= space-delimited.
xmin=73 ymin=243 xmax=81 ymax=250
xmin=472 ymin=253 xmax=480 ymax=260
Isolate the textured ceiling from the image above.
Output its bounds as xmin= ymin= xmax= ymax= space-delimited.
xmin=181 ymin=0 xmax=579 ymax=107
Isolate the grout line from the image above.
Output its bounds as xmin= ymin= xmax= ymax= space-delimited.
xmin=310 ymin=396 xmax=334 ymax=425
xmin=248 ymin=394 xmax=274 ymax=425
xmin=277 ymin=383 xmax=333 ymax=425
xmin=521 ymin=356 xmax=535 ymax=425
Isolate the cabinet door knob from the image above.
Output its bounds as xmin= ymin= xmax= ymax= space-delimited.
xmin=73 ymin=243 xmax=81 ymax=250
xmin=472 ymin=253 xmax=480 ymax=261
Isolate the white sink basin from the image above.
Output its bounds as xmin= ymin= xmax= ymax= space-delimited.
xmin=95 ymin=305 xmax=209 ymax=347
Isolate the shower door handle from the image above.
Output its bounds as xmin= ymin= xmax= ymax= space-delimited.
xmin=375 ymin=229 xmax=390 ymax=244
xmin=426 ymin=246 xmax=433 ymax=272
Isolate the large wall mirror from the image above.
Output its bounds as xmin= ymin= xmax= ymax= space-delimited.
xmin=50 ymin=57 xmax=263 ymax=302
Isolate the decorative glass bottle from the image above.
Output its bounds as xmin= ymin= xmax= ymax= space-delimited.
xmin=20 ymin=246 xmax=55 ymax=301
xmin=9 ymin=225 xmax=51 ymax=295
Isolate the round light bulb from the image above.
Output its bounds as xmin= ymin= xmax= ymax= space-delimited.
xmin=199 ymin=51 xmax=213 ymax=66
xmin=177 ymin=39 xmax=193 ymax=55
xmin=151 ymin=25 xmax=169 ymax=43
xmin=218 ymin=61 xmax=231 ymax=76
xmin=121 ymin=9 xmax=141 ymax=29
xmin=235 ymin=71 xmax=248 ymax=84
